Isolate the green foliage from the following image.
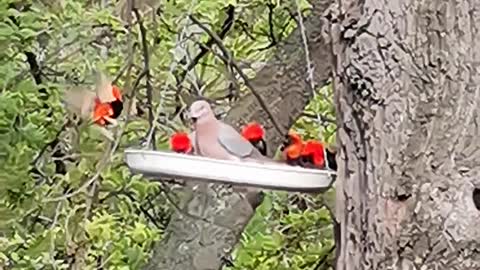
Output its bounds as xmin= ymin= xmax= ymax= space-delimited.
xmin=0 ymin=0 xmax=335 ymax=269
xmin=229 ymin=191 xmax=335 ymax=270
xmin=295 ymin=84 xmax=337 ymax=145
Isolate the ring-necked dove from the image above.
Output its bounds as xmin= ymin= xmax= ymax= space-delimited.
xmin=188 ymin=100 xmax=268 ymax=162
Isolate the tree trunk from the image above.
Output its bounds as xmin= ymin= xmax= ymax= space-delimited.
xmin=326 ymin=0 xmax=480 ymax=269
xmin=143 ymin=0 xmax=334 ymax=269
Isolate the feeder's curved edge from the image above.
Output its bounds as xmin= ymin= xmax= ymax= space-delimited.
xmin=123 ymin=148 xmax=336 ymax=192
xmin=124 ymin=148 xmax=337 ymax=175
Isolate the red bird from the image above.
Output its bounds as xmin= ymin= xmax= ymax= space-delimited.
xmin=280 ymin=131 xmax=304 ymax=166
xmin=300 ymin=140 xmax=325 ymax=169
xmin=64 ymin=71 xmax=123 ymax=127
xmin=170 ymin=132 xmax=193 ymax=154
xmin=241 ymin=122 xmax=267 ymax=156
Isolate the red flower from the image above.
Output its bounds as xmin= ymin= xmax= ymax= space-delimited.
xmin=288 ymin=131 xmax=302 ymax=144
xmin=241 ymin=122 xmax=268 ymax=156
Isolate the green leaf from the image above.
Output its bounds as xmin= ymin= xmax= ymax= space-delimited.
xmin=130 ymin=222 xmax=147 ymax=244
xmin=125 ymin=245 xmax=143 ymax=267
xmin=19 ymin=28 xmax=38 ymax=39
xmin=0 ymin=22 xmax=14 ymax=37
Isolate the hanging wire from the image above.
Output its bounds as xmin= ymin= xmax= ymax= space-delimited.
xmin=294 ymin=0 xmax=332 ymax=171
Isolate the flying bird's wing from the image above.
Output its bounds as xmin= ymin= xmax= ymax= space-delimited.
xmin=63 ymin=86 xmax=97 ymax=119
xmin=94 ymin=70 xmax=116 ymax=103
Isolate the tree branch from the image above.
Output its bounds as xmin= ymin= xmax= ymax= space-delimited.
xmin=179 ymin=5 xmax=235 ymax=84
xmin=189 ymin=14 xmax=286 ymax=136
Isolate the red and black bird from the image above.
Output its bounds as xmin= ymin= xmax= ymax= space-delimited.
xmin=325 ymin=145 xmax=337 ymax=171
xmin=64 ymin=71 xmax=123 ymax=127
xmin=169 ymin=132 xmax=193 ymax=154
xmin=241 ymin=122 xmax=267 ymax=156
xmin=279 ymin=131 xmax=304 ymax=166
xmin=300 ymin=140 xmax=325 ymax=169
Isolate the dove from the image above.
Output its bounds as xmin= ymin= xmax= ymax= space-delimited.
xmin=188 ymin=100 xmax=267 ymax=162
xmin=188 ymin=131 xmax=197 ymax=154
xmin=188 ymin=100 xmax=268 ymax=209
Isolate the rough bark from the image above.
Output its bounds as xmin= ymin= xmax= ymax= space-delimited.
xmin=325 ymin=0 xmax=480 ymax=269
xmin=143 ymin=1 xmax=333 ymax=269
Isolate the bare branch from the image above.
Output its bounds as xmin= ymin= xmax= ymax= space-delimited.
xmin=189 ymin=15 xmax=286 ymax=136
xmin=177 ymin=4 xmax=235 ymax=85
xmin=257 ymin=3 xmax=278 ymax=51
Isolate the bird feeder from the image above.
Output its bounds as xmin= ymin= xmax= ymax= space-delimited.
xmin=124 ymin=149 xmax=336 ymax=192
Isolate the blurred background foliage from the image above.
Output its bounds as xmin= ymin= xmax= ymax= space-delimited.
xmin=0 ymin=0 xmax=336 ymax=269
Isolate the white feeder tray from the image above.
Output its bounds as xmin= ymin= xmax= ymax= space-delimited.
xmin=124 ymin=149 xmax=336 ymax=192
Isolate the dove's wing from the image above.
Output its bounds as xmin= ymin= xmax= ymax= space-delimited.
xmin=217 ymin=122 xmax=256 ymax=158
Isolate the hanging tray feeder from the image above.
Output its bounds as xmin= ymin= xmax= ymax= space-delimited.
xmin=124 ymin=149 xmax=336 ymax=192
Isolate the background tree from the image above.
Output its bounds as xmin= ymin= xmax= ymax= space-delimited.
xmin=326 ymin=0 xmax=480 ymax=269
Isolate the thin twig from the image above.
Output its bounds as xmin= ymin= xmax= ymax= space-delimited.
xmin=48 ymin=201 xmax=63 ymax=270
xmin=158 ymin=183 xmax=211 ymax=223
xmin=141 ymin=1 xmax=198 ymax=149
xmin=257 ymin=3 xmax=277 ymax=51
xmin=83 ymin=2 xmax=137 ymax=223
xmin=189 ymin=15 xmax=285 ymax=136
xmin=301 ymin=112 xmax=335 ymax=124
xmin=294 ymin=0 xmax=316 ymax=94
xmin=157 ymin=182 xmax=234 ymax=230
xmin=112 ymin=47 xmax=136 ymax=85
xmin=313 ymin=244 xmax=335 ymax=270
